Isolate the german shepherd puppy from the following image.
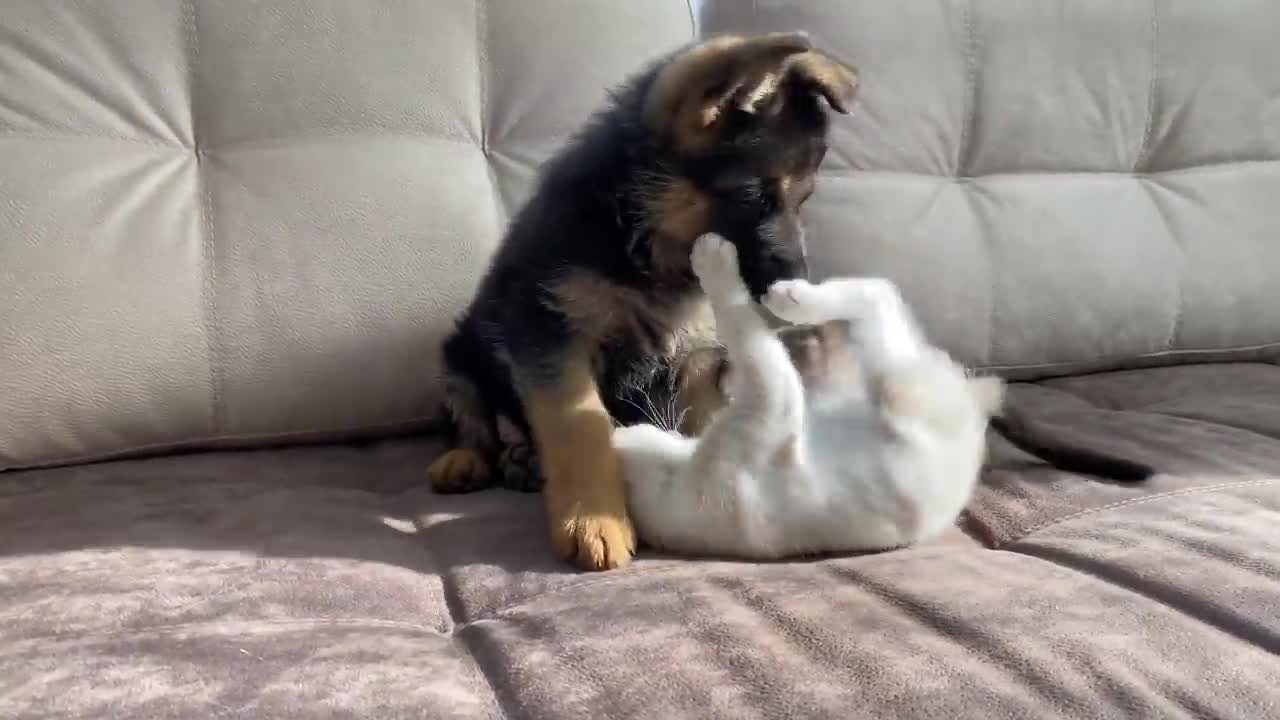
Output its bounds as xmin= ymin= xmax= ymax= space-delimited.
xmin=429 ymin=32 xmax=856 ymax=570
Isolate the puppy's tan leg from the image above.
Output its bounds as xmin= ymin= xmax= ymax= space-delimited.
xmin=521 ymin=349 xmax=635 ymax=571
xmin=428 ymin=371 xmax=498 ymax=494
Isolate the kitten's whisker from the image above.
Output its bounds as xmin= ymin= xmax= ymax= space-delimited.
xmin=620 ymin=395 xmax=663 ymax=429
xmin=674 ymin=407 xmax=690 ymax=433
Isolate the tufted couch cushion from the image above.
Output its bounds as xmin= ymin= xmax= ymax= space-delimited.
xmin=0 ymin=1 xmax=695 ymax=470
xmin=701 ymin=0 xmax=1280 ymax=379
xmin=4 ymin=363 xmax=1280 ymax=717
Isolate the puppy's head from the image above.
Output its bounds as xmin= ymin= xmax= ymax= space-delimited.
xmin=642 ymin=32 xmax=858 ymax=298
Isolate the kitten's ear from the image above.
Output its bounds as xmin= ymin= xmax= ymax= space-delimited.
xmin=968 ymin=376 xmax=1006 ymax=417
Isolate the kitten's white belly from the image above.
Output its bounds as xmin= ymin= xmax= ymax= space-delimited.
xmin=747 ymin=431 xmax=985 ymax=558
xmin=622 ymin=434 xmax=985 ymax=560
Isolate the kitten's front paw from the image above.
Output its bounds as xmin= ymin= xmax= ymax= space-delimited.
xmin=691 ymin=233 xmax=742 ymax=294
xmin=764 ymin=279 xmax=825 ymax=324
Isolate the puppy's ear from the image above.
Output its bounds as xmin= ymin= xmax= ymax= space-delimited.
xmin=784 ymin=50 xmax=859 ymax=114
xmin=645 ymin=32 xmax=813 ymax=150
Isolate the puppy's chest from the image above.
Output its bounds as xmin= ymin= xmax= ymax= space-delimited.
xmin=551 ymin=272 xmax=715 ymax=357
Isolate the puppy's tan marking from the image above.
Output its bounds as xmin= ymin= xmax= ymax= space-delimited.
xmin=522 ymin=347 xmax=635 ymax=570
xmin=644 ymin=32 xmax=813 ymax=152
xmin=648 ymin=178 xmax=714 ymax=279
xmin=550 ymin=272 xmax=675 ymax=354
xmin=784 ymin=50 xmax=859 ymax=113
xmin=777 ymin=173 xmax=817 ymax=210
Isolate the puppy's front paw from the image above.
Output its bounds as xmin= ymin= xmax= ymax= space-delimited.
xmin=548 ymin=502 xmax=636 ymax=571
xmin=764 ymin=279 xmax=825 ymax=324
xmin=428 ymin=448 xmax=493 ymax=493
xmin=690 ymin=234 xmax=741 ymax=292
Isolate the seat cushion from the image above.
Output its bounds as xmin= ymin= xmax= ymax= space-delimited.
xmin=3 ymin=364 xmax=1280 ymax=718
xmin=973 ymin=362 xmax=1280 ymax=546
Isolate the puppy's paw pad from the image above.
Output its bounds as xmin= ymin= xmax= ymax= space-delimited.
xmin=691 ymin=233 xmax=739 ymax=285
xmin=764 ymin=279 xmax=823 ymax=322
xmin=428 ymin=449 xmax=492 ymax=494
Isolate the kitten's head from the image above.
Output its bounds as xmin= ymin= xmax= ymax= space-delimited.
xmin=776 ymin=321 xmax=1006 ymax=419
xmin=776 ymin=320 xmax=866 ymax=394
xmin=699 ymin=319 xmax=867 ymax=406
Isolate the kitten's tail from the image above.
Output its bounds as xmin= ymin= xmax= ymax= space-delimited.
xmin=989 ymin=409 xmax=1153 ymax=483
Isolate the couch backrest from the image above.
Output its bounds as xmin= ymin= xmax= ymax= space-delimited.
xmin=0 ymin=1 xmax=696 ymax=470
xmin=702 ymin=0 xmax=1280 ymax=379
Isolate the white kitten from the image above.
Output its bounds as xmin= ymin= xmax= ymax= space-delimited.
xmin=615 ymin=234 xmax=1004 ymax=560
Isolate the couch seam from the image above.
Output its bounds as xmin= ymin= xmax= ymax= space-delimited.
xmin=1133 ymin=0 xmax=1160 ymax=173
xmin=0 ymin=130 xmax=181 ymax=148
xmin=451 ymin=622 xmax=515 ymax=720
xmin=992 ymin=478 xmax=1279 ymax=549
xmin=821 ymin=158 xmax=1280 ymax=181
xmin=476 ymin=0 xmax=506 ymax=231
xmin=0 ymin=415 xmax=441 ymax=473
xmin=2 ymin=617 xmax=444 ymax=648
xmin=976 ymin=339 xmax=1280 ymax=374
xmin=957 ymin=0 xmax=978 ymax=179
xmin=448 ymin=15 xmax=505 ymax=708
xmin=1138 ymin=2 xmax=1183 ymax=353
xmin=205 ymin=130 xmax=480 ymax=153
xmin=1140 ymin=178 xmax=1184 ymax=352
xmin=184 ymin=0 xmax=225 ymax=437
xmin=974 ymin=183 xmax=998 ymax=367
xmin=958 ymin=0 xmax=997 ymax=365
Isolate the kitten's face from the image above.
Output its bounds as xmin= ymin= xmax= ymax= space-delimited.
xmin=705 ymin=318 xmax=865 ymax=406
xmin=776 ymin=320 xmax=1004 ymax=418
xmin=776 ymin=319 xmax=865 ymax=391
xmin=708 ymin=314 xmax=1000 ymax=418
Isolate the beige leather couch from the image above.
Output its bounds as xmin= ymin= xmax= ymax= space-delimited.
xmin=3 ymin=1 xmax=1279 ymax=717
